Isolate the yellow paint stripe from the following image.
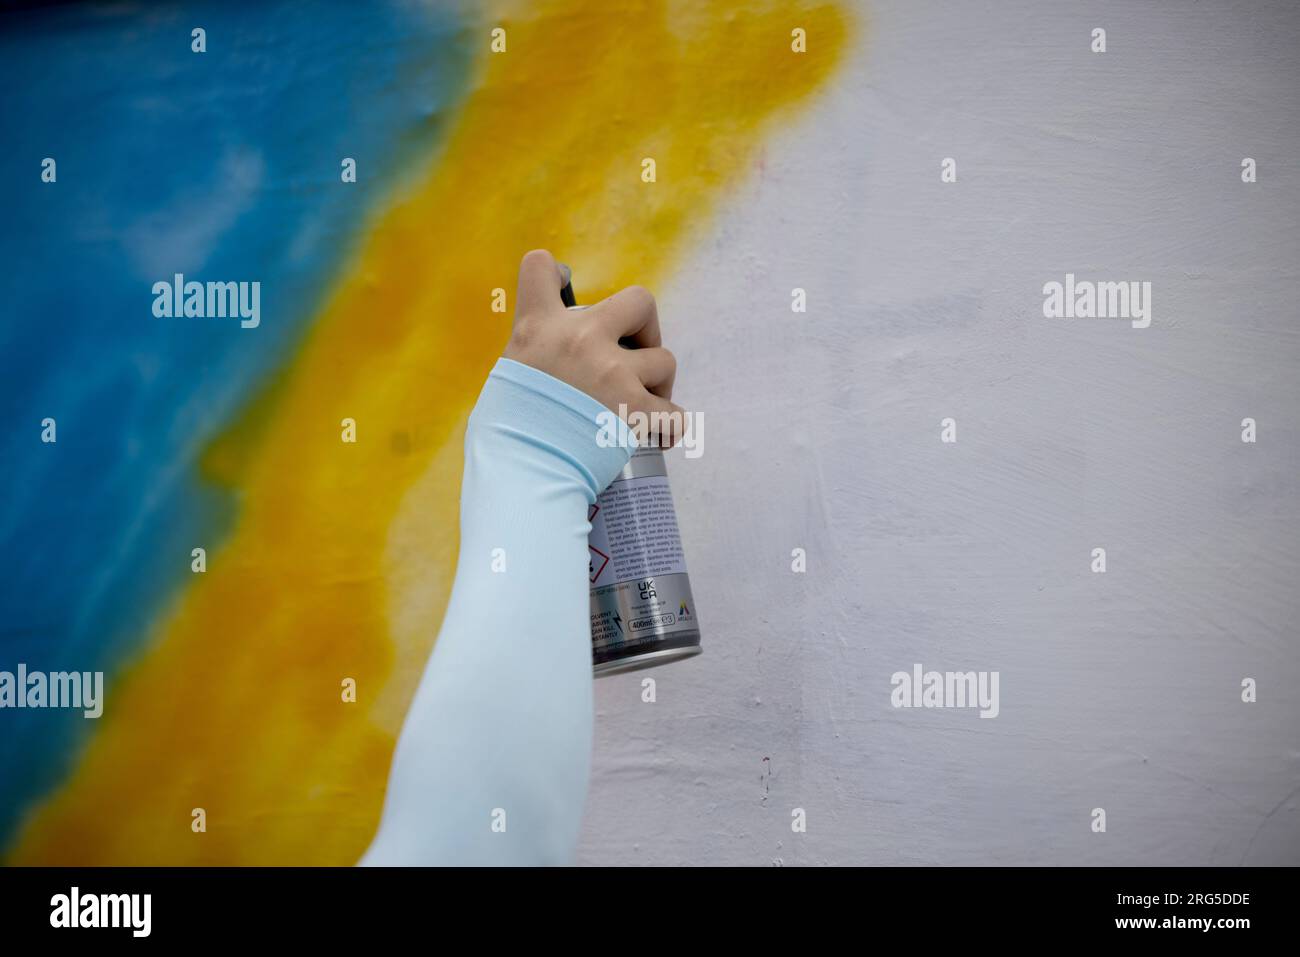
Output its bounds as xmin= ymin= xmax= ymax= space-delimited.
xmin=9 ymin=0 xmax=851 ymax=865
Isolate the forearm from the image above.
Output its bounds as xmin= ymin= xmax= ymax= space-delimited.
xmin=361 ymin=357 xmax=632 ymax=866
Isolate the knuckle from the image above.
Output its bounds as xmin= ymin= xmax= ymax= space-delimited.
xmin=509 ymin=318 xmax=535 ymax=348
xmin=622 ymin=284 xmax=656 ymax=313
xmin=556 ymin=328 xmax=584 ymax=360
xmin=596 ymin=353 xmax=626 ymax=384
xmin=573 ymin=321 xmax=604 ymax=351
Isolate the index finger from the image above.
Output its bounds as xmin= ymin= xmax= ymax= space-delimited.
xmin=594 ymin=285 xmax=661 ymax=349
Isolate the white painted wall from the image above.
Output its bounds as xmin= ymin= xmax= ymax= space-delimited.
xmin=581 ymin=0 xmax=1300 ymax=865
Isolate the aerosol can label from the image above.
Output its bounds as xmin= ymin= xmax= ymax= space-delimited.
xmin=588 ymin=447 xmax=699 ymax=660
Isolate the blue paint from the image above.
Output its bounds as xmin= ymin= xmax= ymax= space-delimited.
xmin=0 ymin=1 xmax=474 ymax=849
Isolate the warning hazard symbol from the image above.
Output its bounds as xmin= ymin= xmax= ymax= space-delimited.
xmin=588 ymin=545 xmax=610 ymax=583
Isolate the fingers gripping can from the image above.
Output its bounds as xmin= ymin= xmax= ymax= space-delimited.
xmin=559 ymin=269 xmax=702 ymax=676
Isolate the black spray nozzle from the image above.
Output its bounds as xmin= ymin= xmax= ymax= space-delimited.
xmin=558 ymin=262 xmax=576 ymax=307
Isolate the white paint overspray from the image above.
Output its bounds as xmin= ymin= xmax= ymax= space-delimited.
xmin=581 ymin=0 xmax=1300 ymax=865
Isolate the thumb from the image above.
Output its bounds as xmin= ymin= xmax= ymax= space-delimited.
xmin=515 ymin=249 xmax=567 ymax=317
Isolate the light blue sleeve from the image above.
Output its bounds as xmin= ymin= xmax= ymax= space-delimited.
xmin=360 ymin=357 xmax=634 ymax=866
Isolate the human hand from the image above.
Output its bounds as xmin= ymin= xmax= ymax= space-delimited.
xmin=503 ymin=249 xmax=686 ymax=446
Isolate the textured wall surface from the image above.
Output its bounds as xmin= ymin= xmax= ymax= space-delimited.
xmin=583 ymin=0 xmax=1300 ymax=865
xmin=2 ymin=0 xmax=1297 ymax=866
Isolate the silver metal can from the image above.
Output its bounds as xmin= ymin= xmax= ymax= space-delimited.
xmin=588 ymin=446 xmax=702 ymax=676
xmin=558 ymin=265 xmax=701 ymax=676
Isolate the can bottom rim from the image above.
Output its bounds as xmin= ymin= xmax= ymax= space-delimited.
xmin=592 ymin=644 xmax=702 ymax=678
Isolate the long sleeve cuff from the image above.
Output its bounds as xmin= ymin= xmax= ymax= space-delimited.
xmin=470 ymin=357 xmax=637 ymax=500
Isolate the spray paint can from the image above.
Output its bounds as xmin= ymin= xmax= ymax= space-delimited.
xmin=560 ymin=270 xmax=703 ymax=677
